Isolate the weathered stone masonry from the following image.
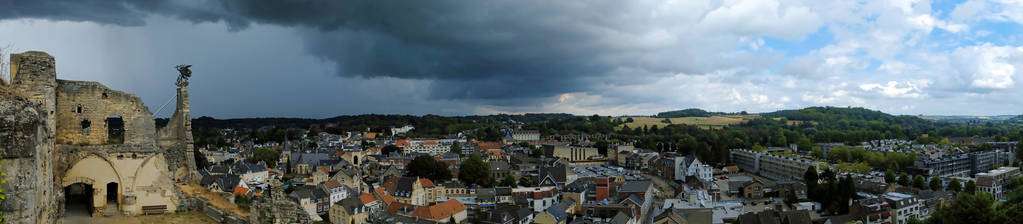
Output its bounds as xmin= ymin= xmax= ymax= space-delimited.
xmin=0 ymin=51 xmax=198 ymax=223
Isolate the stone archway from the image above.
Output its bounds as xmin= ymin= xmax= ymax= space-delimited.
xmin=63 ymin=179 xmax=95 ymax=217
xmin=63 ymin=154 xmax=123 ymax=214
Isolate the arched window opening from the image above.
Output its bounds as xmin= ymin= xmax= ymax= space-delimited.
xmin=106 ymin=182 xmax=118 ymax=206
xmin=80 ymin=119 xmax=91 ymax=136
xmin=106 ymin=115 xmax=123 ymax=144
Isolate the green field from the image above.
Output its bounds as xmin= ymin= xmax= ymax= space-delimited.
xmin=618 ymin=115 xmax=755 ymax=129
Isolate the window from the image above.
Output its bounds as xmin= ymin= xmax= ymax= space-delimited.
xmin=76 ymin=104 xmax=82 ymax=114
xmin=80 ymin=119 xmax=91 ymax=136
xmin=106 ymin=116 xmax=124 ymax=144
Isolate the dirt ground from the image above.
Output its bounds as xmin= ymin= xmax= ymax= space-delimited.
xmin=177 ymin=183 xmax=251 ymax=217
xmin=64 ymin=211 xmax=216 ymax=224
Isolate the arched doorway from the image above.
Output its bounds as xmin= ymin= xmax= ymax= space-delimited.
xmin=106 ymin=182 xmax=118 ymax=207
xmin=353 ymin=156 xmax=359 ymax=165
xmin=64 ymin=183 xmax=94 ymax=217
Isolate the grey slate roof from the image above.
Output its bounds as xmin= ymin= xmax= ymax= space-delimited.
xmin=610 ymin=211 xmax=633 ymax=224
xmin=619 ymin=180 xmax=652 ymax=193
xmin=545 ymin=204 xmax=569 ymax=222
xmin=199 ymin=174 xmax=241 ymax=192
xmin=394 ymin=177 xmax=417 ymax=197
xmin=232 ymin=161 xmax=267 ymax=174
xmin=337 ymin=197 xmax=365 ymax=214
xmin=210 ymin=165 xmax=230 ymax=174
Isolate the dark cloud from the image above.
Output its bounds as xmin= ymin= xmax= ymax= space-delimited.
xmin=3 ymin=0 xmax=742 ymax=105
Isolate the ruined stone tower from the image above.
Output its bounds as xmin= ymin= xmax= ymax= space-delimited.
xmin=0 ymin=51 xmax=198 ymax=223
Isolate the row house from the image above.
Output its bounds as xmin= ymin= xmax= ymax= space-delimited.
xmin=976 ymin=166 xmax=1021 ymax=201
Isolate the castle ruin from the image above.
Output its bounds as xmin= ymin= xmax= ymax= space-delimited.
xmin=0 ymin=51 xmax=198 ymax=223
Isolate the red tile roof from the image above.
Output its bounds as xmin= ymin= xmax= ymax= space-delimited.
xmin=233 ymin=186 xmax=249 ymax=196
xmin=323 ymin=180 xmax=342 ymax=189
xmin=412 ymin=199 xmax=467 ymax=221
xmin=374 ymin=188 xmax=396 ymax=205
xmin=420 ymin=178 xmax=436 ymax=188
xmin=359 ymin=193 xmax=377 ymax=204
xmin=386 ymin=202 xmax=415 ymax=214
xmin=724 ymin=166 xmax=739 ymax=173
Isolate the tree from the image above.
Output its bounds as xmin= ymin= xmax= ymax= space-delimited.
xmin=949 ymin=178 xmax=962 ymax=192
xmin=965 ymin=179 xmax=977 ymax=194
xmin=458 ymin=154 xmax=493 ymax=187
xmin=977 ymin=143 xmax=992 ymax=151
xmin=194 ymin=148 xmax=210 ymax=170
xmin=595 ymin=140 xmax=610 ymax=156
xmin=907 ymin=216 xmax=923 ymax=224
xmin=500 ymin=174 xmax=517 ymax=187
xmin=773 ymin=131 xmax=788 ymax=147
xmin=361 ymin=140 xmax=377 ymax=150
xmin=626 ymin=117 xmax=634 ymax=123
xmin=885 ymin=170 xmax=896 ymax=184
xmin=804 ymin=166 xmax=819 ymax=202
xmin=450 ymin=141 xmax=462 ymax=154
xmin=406 ymin=155 xmax=452 ymax=181
xmin=796 ymin=137 xmax=813 ymax=152
xmin=251 ymin=148 xmax=280 ymax=167
xmin=898 ymin=173 xmax=910 ymax=186
xmin=518 ymin=175 xmax=537 ymax=187
xmin=530 ymin=148 xmax=543 ymax=158
xmin=308 ymin=125 xmax=322 ymax=137
xmin=930 ymin=176 xmax=942 ymax=191
xmin=382 ymin=145 xmax=401 ymax=155
xmin=926 ymin=193 xmax=1005 ymax=224
xmin=913 ymin=175 xmax=926 ymax=189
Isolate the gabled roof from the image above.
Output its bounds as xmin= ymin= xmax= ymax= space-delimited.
xmin=544 ymin=204 xmax=569 ymax=222
xmin=374 ymin=187 xmax=396 ymax=205
xmin=610 ymin=211 xmax=634 ymax=224
xmin=621 ymin=194 xmax=644 ymax=206
xmin=359 ymin=193 xmax=377 ymax=204
xmin=199 ymin=174 xmax=242 ymax=192
xmin=411 ymin=199 xmax=467 ymax=221
xmin=420 ymin=178 xmax=435 ymax=188
xmin=323 ymin=179 xmax=343 ymax=189
xmin=539 ymin=165 xmax=567 ymax=185
xmin=210 ymin=165 xmax=230 ymax=174
xmin=386 ymin=202 xmax=416 ymax=214
xmin=232 ymin=161 xmax=268 ymax=174
xmin=337 ymin=197 xmax=365 ymax=214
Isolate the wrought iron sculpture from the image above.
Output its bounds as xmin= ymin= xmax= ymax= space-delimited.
xmin=175 ymin=64 xmax=192 ymax=87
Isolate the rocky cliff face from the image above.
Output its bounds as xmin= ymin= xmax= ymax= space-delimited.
xmin=0 ymin=97 xmax=59 ymax=224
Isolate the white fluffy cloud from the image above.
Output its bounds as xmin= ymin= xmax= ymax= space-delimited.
xmin=952 ymin=44 xmax=1023 ymax=89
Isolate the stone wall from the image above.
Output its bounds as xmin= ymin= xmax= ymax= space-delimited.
xmin=54 ymin=80 xmax=156 ymax=145
xmin=180 ymin=197 xmax=249 ymax=224
xmin=249 ymin=180 xmax=313 ymax=224
xmin=0 ymin=50 xmax=195 ymax=222
xmin=0 ymin=98 xmax=59 ymax=224
xmin=156 ymin=88 xmax=198 ymax=181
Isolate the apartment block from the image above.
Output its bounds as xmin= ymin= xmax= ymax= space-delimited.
xmin=730 ymin=149 xmax=817 ymax=181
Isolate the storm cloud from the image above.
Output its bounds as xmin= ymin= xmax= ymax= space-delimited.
xmin=3 ymin=0 xmax=1023 ymax=117
xmin=2 ymin=0 xmax=797 ymax=101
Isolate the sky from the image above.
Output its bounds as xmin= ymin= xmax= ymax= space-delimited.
xmin=2 ymin=0 xmax=1023 ymax=118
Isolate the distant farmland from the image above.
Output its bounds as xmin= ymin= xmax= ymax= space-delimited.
xmin=618 ymin=115 xmax=757 ymax=129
